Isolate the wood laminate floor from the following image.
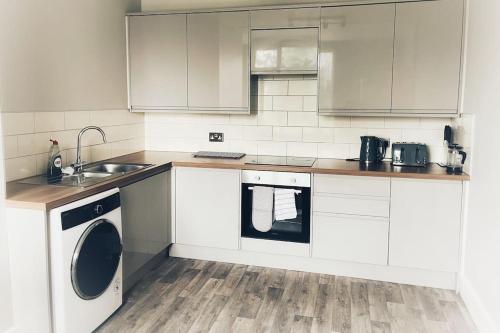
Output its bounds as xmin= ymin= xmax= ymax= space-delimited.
xmin=97 ymin=257 xmax=477 ymax=333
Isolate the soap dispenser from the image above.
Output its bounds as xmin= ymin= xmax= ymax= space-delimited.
xmin=47 ymin=139 xmax=63 ymax=183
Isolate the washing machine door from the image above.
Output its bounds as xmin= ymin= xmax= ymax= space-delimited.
xmin=71 ymin=219 xmax=122 ymax=300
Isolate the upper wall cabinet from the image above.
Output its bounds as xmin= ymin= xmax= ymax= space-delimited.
xmin=128 ymin=14 xmax=188 ymax=111
xmin=187 ymin=11 xmax=250 ymax=112
xmin=250 ymin=8 xmax=319 ymax=75
xmin=392 ymin=0 xmax=464 ymax=114
xmin=251 ymin=8 xmax=320 ymax=29
xmin=251 ymin=28 xmax=318 ymax=75
xmin=319 ymin=4 xmax=395 ymax=113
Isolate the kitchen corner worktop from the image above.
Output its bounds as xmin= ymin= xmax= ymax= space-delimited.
xmin=5 ymin=150 xmax=469 ymax=211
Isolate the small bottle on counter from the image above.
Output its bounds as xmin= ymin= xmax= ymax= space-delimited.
xmin=47 ymin=139 xmax=63 ymax=183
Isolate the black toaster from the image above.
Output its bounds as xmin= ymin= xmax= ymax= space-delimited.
xmin=391 ymin=143 xmax=428 ymax=167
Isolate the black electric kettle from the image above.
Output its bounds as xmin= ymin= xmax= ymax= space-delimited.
xmin=359 ymin=136 xmax=388 ymax=164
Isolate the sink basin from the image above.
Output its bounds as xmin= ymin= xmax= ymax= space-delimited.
xmin=83 ymin=163 xmax=151 ymax=174
xmin=18 ymin=162 xmax=152 ymax=188
xmin=80 ymin=171 xmax=113 ymax=178
xmin=59 ymin=171 xmax=114 ymax=187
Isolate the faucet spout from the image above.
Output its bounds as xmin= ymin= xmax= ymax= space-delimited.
xmin=74 ymin=126 xmax=107 ymax=172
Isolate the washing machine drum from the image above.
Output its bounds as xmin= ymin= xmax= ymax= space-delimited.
xmin=71 ymin=219 xmax=122 ymax=300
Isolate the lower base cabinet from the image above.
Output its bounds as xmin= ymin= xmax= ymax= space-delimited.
xmin=175 ymin=167 xmax=240 ymax=250
xmin=389 ymin=179 xmax=463 ymax=272
xmin=312 ymin=213 xmax=389 ymax=265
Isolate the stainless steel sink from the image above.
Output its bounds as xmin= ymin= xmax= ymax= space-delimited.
xmin=80 ymin=171 xmax=114 ymax=178
xmin=18 ymin=162 xmax=152 ymax=188
xmin=83 ymin=163 xmax=151 ymax=174
xmin=62 ymin=172 xmax=114 ymax=187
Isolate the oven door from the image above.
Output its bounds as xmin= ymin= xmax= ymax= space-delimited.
xmin=241 ymin=183 xmax=310 ymax=243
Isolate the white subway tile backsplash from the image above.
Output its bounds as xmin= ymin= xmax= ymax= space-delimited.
xmin=334 ymin=128 xmax=367 ymax=144
xmin=366 ymin=128 xmax=403 ymax=142
xmin=33 ymin=132 xmax=55 ymax=154
xmin=90 ymin=143 xmax=113 ymax=161
xmin=64 ymin=111 xmax=91 ymax=130
xmin=319 ymin=116 xmax=350 ymax=128
xmin=206 ymin=125 xmax=243 ymax=140
xmin=385 ymin=117 xmax=420 ymax=129
xmin=200 ymin=141 xmax=232 ymax=153
xmin=229 ymin=113 xmax=258 ymax=126
xmin=200 ymin=114 xmax=231 ymax=125
xmin=273 ymin=127 xmax=302 ymax=142
xmin=286 ymin=142 xmax=318 ymax=157
xmin=3 ymin=108 xmax=144 ymax=181
xmin=272 ymin=96 xmax=303 ymax=111
xmin=275 ymin=74 xmax=303 ymax=80
xmin=302 ymin=127 xmax=334 ymax=143
xmin=350 ymin=117 xmax=385 ymax=129
xmin=258 ymin=141 xmax=287 ymax=156
xmin=34 ymin=112 xmax=65 ymax=132
xmin=140 ymin=77 xmax=471 ymax=164
xmin=17 ymin=134 xmax=35 ymax=156
xmin=90 ymin=110 xmax=143 ymax=127
xmin=5 ymin=155 xmax=37 ymax=181
xmin=252 ymin=96 xmax=273 ymax=111
xmin=229 ymin=140 xmax=258 ymax=155
xmin=349 ymin=144 xmax=362 ymax=158
xmin=258 ymin=80 xmax=288 ymax=96
xmin=402 ymin=129 xmax=443 ymax=145
xmin=2 ymin=112 xmax=35 ymax=135
xmin=258 ymin=111 xmax=287 ymax=126
xmin=427 ymin=145 xmax=448 ymax=164
xmin=3 ymin=136 xmax=18 ymax=159
xmin=243 ymin=126 xmax=273 ymax=141
xmin=288 ymin=112 xmax=318 ymax=127
xmin=288 ymin=80 xmax=317 ymax=96
xmin=420 ymin=117 xmax=453 ymax=129
xmin=317 ymin=143 xmax=350 ymax=159
xmin=303 ymin=96 xmax=318 ymax=112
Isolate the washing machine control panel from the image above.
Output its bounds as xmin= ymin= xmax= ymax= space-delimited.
xmin=61 ymin=192 xmax=121 ymax=230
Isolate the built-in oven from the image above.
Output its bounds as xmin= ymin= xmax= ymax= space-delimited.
xmin=241 ymin=170 xmax=311 ymax=243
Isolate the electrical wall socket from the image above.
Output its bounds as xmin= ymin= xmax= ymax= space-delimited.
xmin=209 ymin=132 xmax=224 ymax=142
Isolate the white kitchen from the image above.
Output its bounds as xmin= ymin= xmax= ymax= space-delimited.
xmin=0 ymin=0 xmax=498 ymax=332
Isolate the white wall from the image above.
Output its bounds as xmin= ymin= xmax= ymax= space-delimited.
xmin=460 ymin=0 xmax=500 ymax=331
xmin=0 ymin=117 xmax=13 ymax=333
xmin=0 ymin=0 xmax=144 ymax=182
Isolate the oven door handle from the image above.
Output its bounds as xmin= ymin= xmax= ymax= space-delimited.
xmin=247 ymin=187 xmax=302 ymax=194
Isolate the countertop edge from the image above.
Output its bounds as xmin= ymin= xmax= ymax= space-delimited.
xmin=5 ymin=161 xmax=172 ymax=211
xmin=5 ymin=151 xmax=469 ymax=211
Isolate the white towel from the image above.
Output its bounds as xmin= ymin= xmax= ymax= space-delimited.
xmin=252 ymin=186 xmax=274 ymax=232
xmin=274 ymin=188 xmax=297 ymax=221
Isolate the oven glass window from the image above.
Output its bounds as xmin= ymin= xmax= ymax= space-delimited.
xmin=241 ymin=184 xmax=310 ymax=243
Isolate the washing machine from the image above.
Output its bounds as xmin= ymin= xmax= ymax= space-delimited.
xmin=49 ymin=188 xmax=123 ymax=333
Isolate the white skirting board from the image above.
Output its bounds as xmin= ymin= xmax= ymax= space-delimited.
xmin=459 ymin=276 xmax=498 ymax=333
xmin=170 ymin=244 xmax=458 ymax=290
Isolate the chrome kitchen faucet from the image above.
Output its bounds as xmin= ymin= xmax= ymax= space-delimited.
xmin=73 ymin=126 xmax=107 ymax=173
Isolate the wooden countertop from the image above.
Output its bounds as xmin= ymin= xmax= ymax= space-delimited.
xmin=5 ymin=150 xmax=469 ymax=211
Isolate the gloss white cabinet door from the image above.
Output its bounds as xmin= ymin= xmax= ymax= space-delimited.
xmin=128 ymin=14 xmax=188 ymax=111
xmin=392 ymin=0 xmax=464 ymax=113
xmin=389 ymin=179 xmax=463 ymax=272
xmin=313 ymin=213 xmax=389 ymax=265
xmin=251 ymin=28 xmax=319 ymax=74
xmin=250 ymin=7 xmax=320 ymax=29
xmin=187 ymin=11 xmax=250 ymax=112
xmin=319 ymin=4 xmax=395 ymax=113
xmin=175 ymin=168 xmax=240 ymax=250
